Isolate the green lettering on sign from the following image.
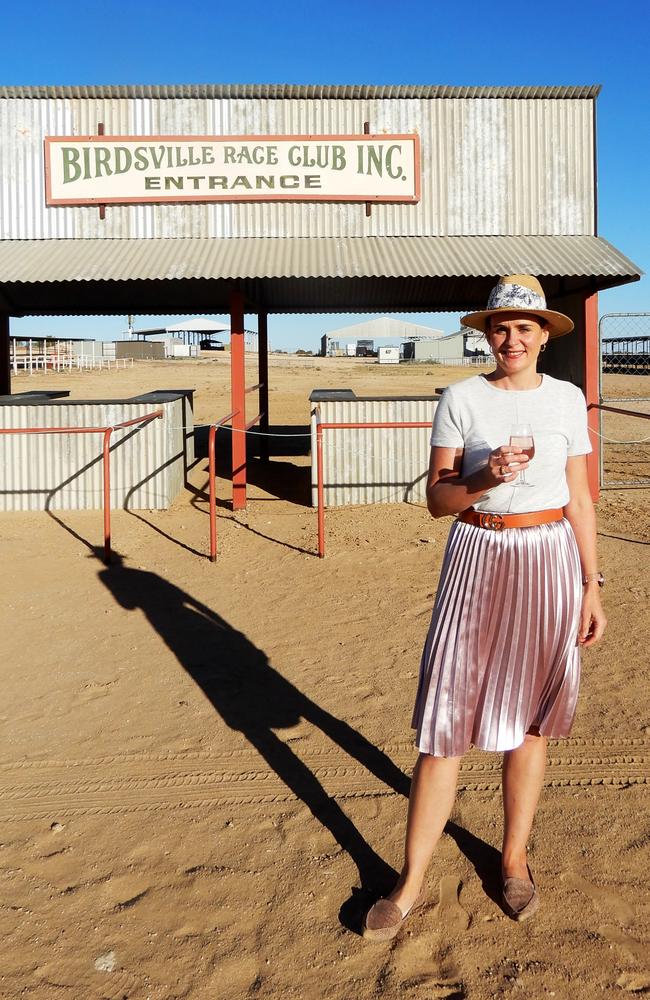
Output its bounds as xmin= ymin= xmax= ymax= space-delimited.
xmin=385 ymin=144 xmax=403 ymax=179
xmin=94 ymin=147 xmax=113 ymax=178
xmin=61 ymin=147 xmax=81 ymax=184
xmin=113 ymin=147 xmax=132 ymax=175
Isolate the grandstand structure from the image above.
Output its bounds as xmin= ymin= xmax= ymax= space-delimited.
xmin=0 ymin=83 xmax=643 ymax=507
xmin=602 ymin=336 xmax=650 ymax=375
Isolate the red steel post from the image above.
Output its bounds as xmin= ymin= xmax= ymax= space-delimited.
xmin=0 ymin=314 xmax=10 ymax=396
xmin=258 ymin=311 xmax=270 ymax=462
xmin=584 ymin=292 xmax=600 ymax=501
xmin=230 ymin=291 xmax=247 ymax=510
xmin=208 ymin=423 xmax=217 ymax=562
xmin=317 ymin=421 xmax=325 ymax=558
xmin=102 ymin=427 xmax=112 ymax=564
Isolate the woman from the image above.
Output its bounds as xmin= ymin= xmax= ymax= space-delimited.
xmin=364 ymin=274 xmax=607 ymax=939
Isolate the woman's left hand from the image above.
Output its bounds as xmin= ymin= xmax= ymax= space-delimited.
xmin=578 ymin=586 xmax=607 ymax=647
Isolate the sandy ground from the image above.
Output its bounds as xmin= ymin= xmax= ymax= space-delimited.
xmin=1 ymin=356 xmax=649 ymax=1000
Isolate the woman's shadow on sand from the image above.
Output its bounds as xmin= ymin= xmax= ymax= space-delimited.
xmin=94 ymin=550 xmax=502 ymax=931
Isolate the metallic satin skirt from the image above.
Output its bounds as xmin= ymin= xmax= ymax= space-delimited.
xmin=411 ymin=518 xmax=583 ymax=757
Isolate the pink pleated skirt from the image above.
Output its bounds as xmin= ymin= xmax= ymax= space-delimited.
xmin=411 ymin=517 xmax=583 ymax=757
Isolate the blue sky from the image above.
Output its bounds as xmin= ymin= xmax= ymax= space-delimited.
xmin=5 ymin=0 xmax=649 ymax=350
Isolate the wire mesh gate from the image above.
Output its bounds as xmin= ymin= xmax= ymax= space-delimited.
xmin=598 ymin=313 xmax=650 ymax=488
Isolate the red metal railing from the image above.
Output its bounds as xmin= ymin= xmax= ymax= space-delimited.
xmin=590 ymin=402 xmax=650 ymax=420
xmin=208 ymin=409 xmax=239 ymax=562
xmin=208 ymin=385 xmax=266 ymax=561
xmin=0 ymin=410 xmax=163 ymax=563
xmin=315 ymin=413 xmax=432 ymax=558
xmin=243 ymin=382 xmax=264 ymax=435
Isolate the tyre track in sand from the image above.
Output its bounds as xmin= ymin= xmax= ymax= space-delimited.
xmin=0 ymin=737 xmax=647 ymax=821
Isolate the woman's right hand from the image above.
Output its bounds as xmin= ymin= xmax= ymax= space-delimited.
xmin=483 ymin=446 xmax=529 ymax=487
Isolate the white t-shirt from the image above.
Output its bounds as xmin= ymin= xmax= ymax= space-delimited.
xmin=430 ymin=374 xmax=592 ymax=514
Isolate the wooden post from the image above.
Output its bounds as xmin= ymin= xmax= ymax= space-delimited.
xmin=230 ymin=290 xmax=247 ymax=510
xmin=97 ymin=123 xmax=106 ymax=221
xmin=584 ymin=291 xmax=600 ymax=502
xmin=258 ymin=311 xmax=269 ymax=462
xmin=0 ymin=315 xmax=10 ymax=395
xmin=364 ymin=121 xmax=372 ymax=218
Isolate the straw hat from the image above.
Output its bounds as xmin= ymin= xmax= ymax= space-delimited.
xmin=461 ymin=275 xmax=574 ymax=339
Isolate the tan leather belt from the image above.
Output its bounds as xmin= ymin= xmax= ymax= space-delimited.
xmin=458 ymin=508 xmax=564 ymax=531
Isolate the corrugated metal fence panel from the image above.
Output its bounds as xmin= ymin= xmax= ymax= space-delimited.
xmin=0 ymin=96 xmax=595 ymax=240
xmin=0 ymin=398 xmax=188 ymax=511
xmin=311 ymin=398 xmax=438 ymax=507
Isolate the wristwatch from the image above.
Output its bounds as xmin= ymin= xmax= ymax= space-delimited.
xmin=582 ymin=571 xmax=605 ymax=588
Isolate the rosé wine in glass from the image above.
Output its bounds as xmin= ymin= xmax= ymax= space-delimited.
xmin=509 ymin=424 xmax=534 ymax=486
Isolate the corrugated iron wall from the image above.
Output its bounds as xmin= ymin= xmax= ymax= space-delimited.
xmin=310 ymin=397 xmax=438 ymax=507
xmin=0 ymin=96 xmax=594 ymax=240
xmin=0 ymin=397 xmax=190 ymax=511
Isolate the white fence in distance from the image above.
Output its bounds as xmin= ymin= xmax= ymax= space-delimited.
xmin=11 ymin=353 xmax=134 ymax=374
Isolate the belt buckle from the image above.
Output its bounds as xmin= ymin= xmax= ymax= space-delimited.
xmin=479 ymin=512 xmax=505 ymax=531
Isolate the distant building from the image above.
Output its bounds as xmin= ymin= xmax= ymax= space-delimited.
xmin=321 ymin=317 xmax=443 ymax=357
xmin=125 ymin=317 xmax=258 ymax=352
xmin=126 ymin=317 xmax=228 ymax=347
xmin=402 ymin=326 xmax=490 ymax=361
xmin=463 ymin=327 xmax=490 ymax=357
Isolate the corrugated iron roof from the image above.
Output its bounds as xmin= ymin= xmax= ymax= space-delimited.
xmin=0 ymin=84 xmax=602 ymax=101
xmin=0 ymin=235 xmax=638 ymax=284
xmin=0 ymin=235 xmax=640 ymax=315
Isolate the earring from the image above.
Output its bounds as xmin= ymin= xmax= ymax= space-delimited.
xmin=539 ymin=343 xmax=547 ymax=353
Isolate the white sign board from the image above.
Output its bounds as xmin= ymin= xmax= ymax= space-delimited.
xmin=45 ymin=134 xmax=420 ymax=206
xmin=378 ymin=346 xmax=400 ymax=365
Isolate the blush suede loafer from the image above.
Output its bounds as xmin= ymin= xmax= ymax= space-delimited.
xmin=362 ymin=890 xmax=425 ymax=942
xmin=502 ymin=866 xmax=539 ymax=922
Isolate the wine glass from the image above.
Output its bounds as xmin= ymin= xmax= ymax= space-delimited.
xmin=509 ymin=423 xmax=535 ymax=487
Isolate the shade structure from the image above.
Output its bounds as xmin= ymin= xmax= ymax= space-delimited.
xmin=0 ymin=235 xmax=640 ymax=316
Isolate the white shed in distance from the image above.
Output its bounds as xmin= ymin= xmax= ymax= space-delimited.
xmin=321 ymin=316 xmax=442 ymax=357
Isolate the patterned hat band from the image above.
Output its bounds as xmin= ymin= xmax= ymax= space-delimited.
xmin=460 ymin=274 xmax=575 ymax=338
xmin=486 ymin=282 xmax=547 ymax=312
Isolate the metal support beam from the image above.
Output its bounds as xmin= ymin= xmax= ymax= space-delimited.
xmin=584 ymin=292 xmax=599 ymax=501
xmin=230 ymin=290 xmax=247 ymax=509
xmin=0 ymin=314 xmax=10 ymax=395
xmin=258 ymin=311 xmax=269 ymax=462
xmin=363 ymin=121 xmax=372 ymax=218
xmin=97 ymin=123 xmax=106 ymax=221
